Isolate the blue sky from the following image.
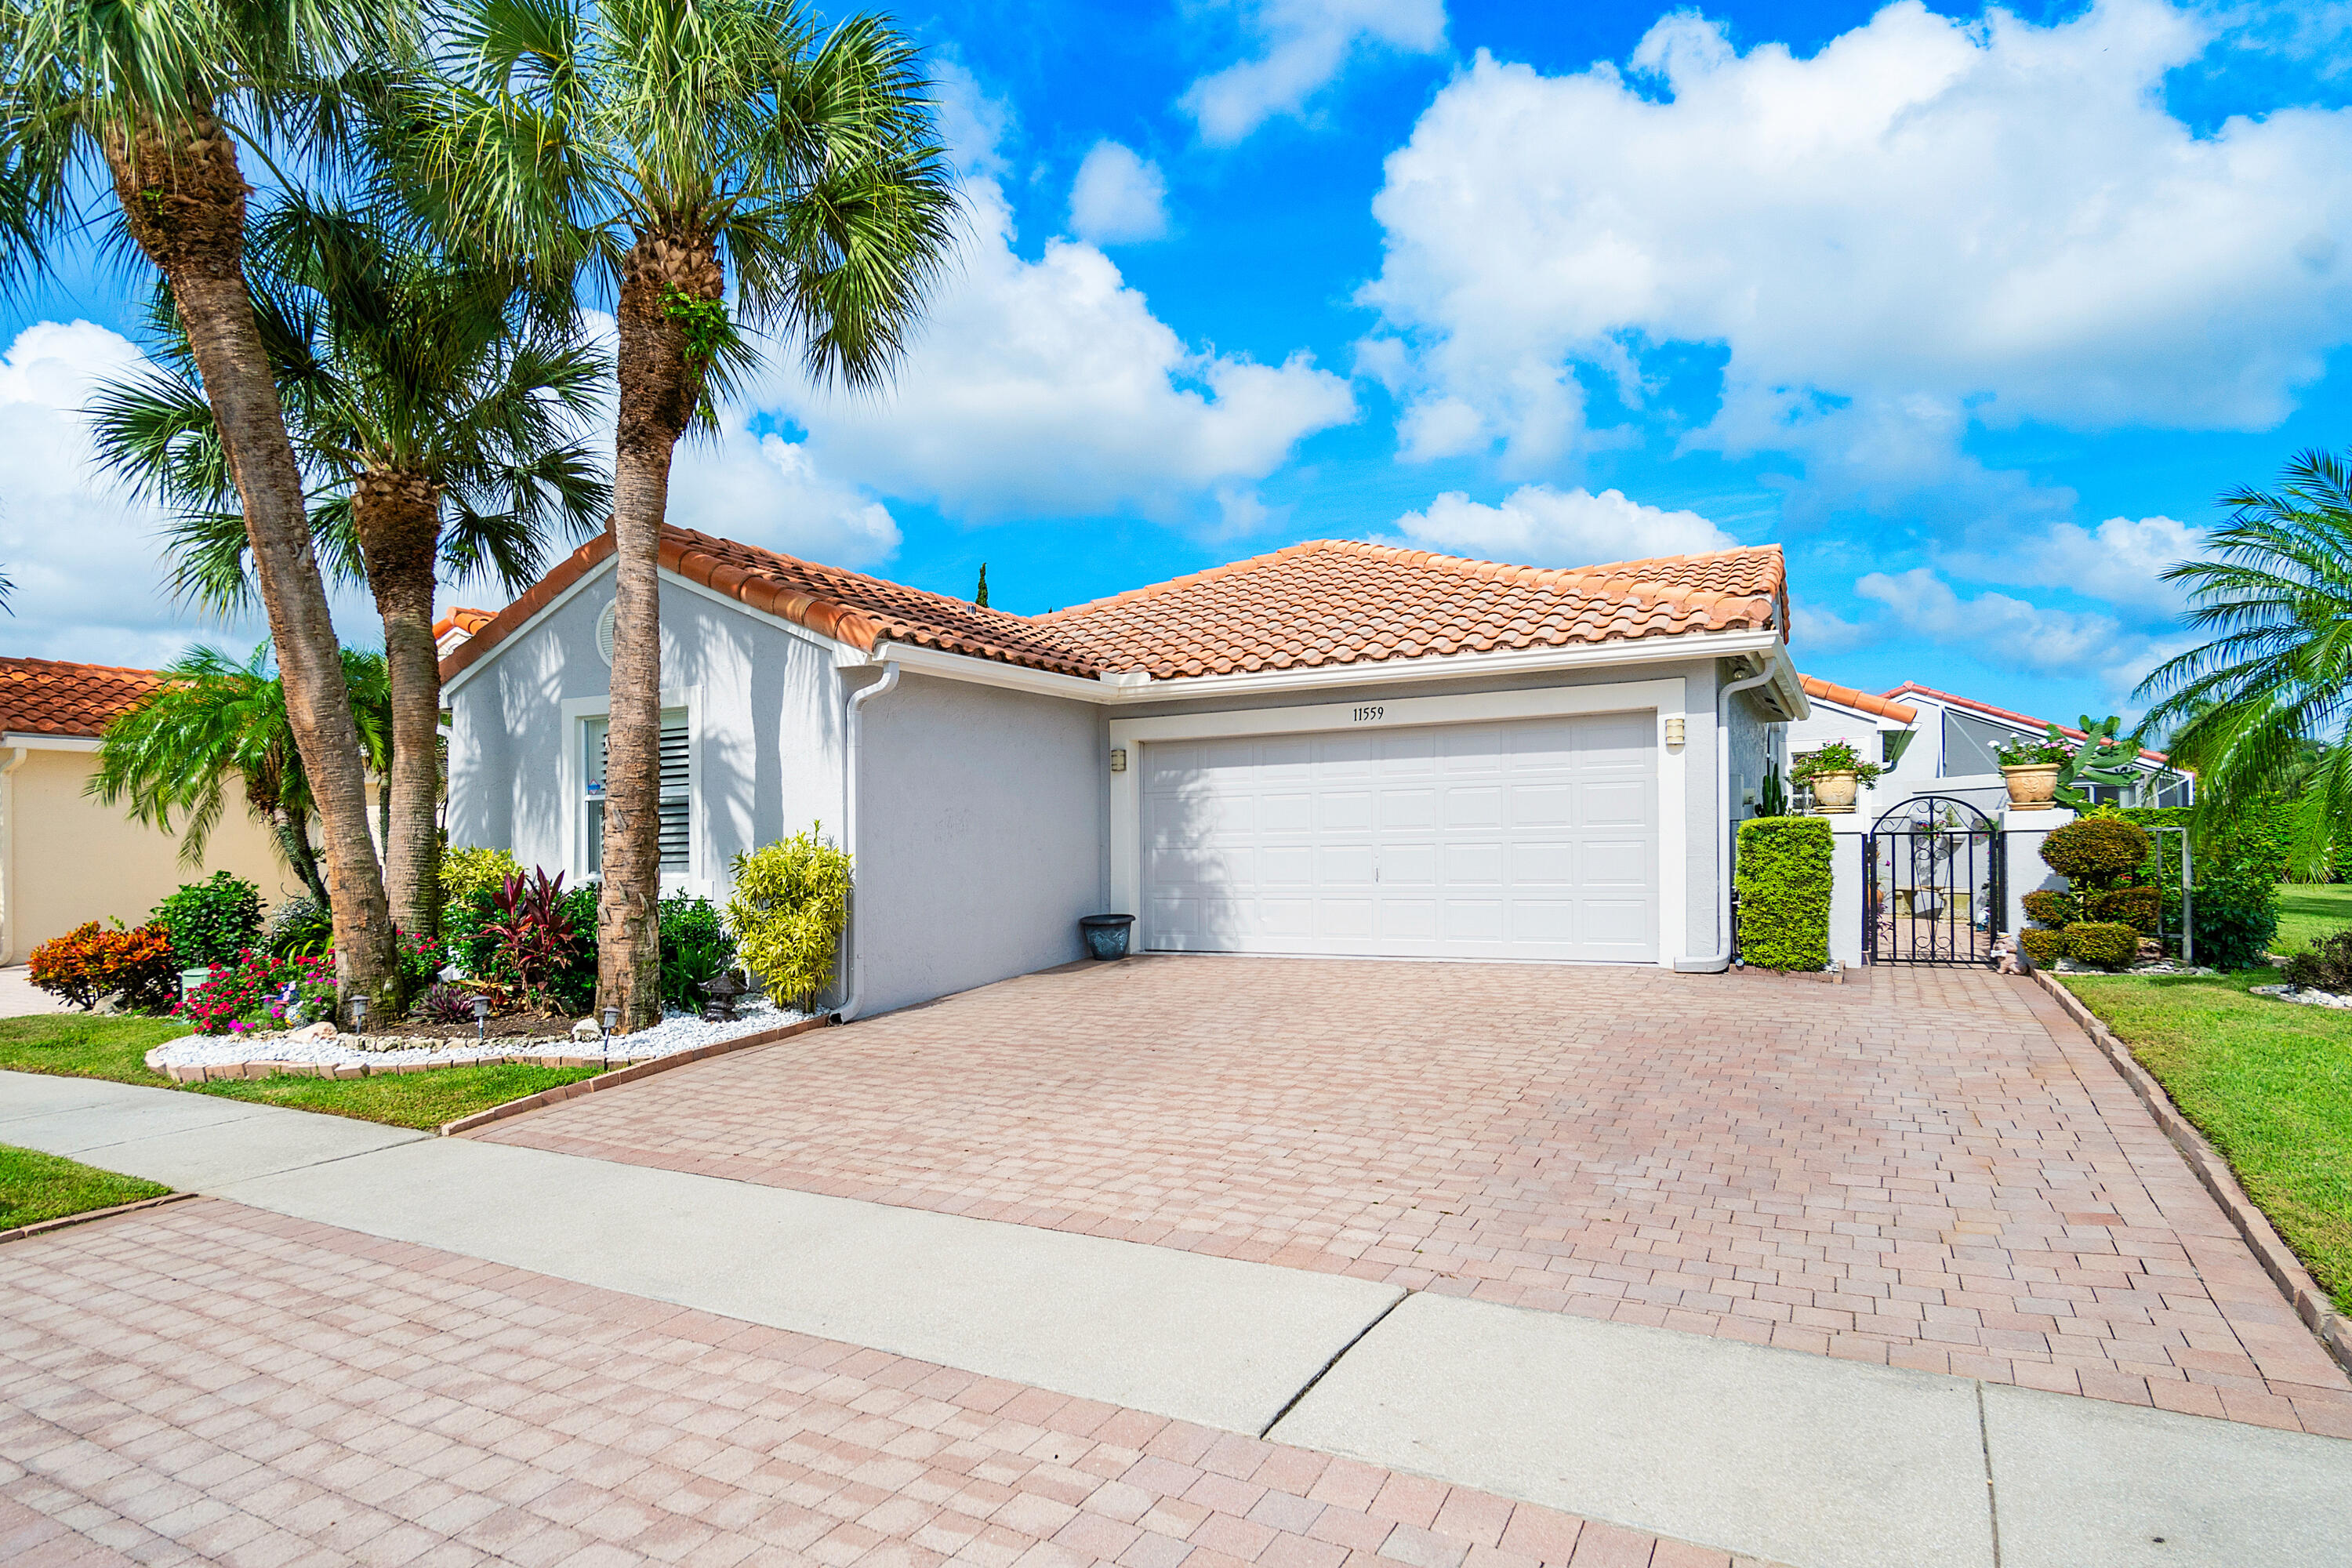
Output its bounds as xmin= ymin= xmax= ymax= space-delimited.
xmin=5 ymin=0 xmax=2351 ymax=730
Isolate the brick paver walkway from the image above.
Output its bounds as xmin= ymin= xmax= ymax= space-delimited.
xmin=487 ymin=957 xmax=2352 ymax=1435
xmin=0 ymin=1201 xmax=1755 ymax=1567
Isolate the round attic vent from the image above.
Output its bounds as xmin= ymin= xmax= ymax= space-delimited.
xmin=597 ymin=600 xmax=615 ymax=666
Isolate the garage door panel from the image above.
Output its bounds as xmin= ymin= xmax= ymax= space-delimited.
xmin=1141 ymin=713 xmax=1657 ymax=962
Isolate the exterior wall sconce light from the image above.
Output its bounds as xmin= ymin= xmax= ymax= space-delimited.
xmin=1109 ymin=748 xmax=1128 ymax=773
xmin=1664 ymin=717 xmax=1686 ymax=748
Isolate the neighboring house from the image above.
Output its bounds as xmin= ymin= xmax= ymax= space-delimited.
xmin=441 ymin=528 xmax=1809 ymax=1017
xmin=434 ymin=607 xmax=496 ymax=660
xmin=1788 ymin=675 xmax=2191 ymax=819
xmin=0 ymin=657 xmax=296 ymax=964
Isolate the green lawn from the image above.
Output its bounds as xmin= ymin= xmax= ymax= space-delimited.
xmin=0 ymin=1143 xmax=169 ymax=1231
xmin=0 ymin=1014 xmax=600 ymax=1131
xmin=2060 ymin=967 xmax=2352 ymax=1315
xmin=2275 ymin=882 xmax=2352 ymax=955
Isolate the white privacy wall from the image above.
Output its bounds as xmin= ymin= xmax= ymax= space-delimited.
xmin=851 ymin=670 xmax=1104 ymax=1016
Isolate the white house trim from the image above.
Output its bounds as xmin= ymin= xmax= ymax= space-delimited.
xmin=850 ymin=641 xmax=1112 ymax=702
xmin=1105 ymin=677 xmax=1691 ymax=967
xmin=0 ymin=733 xmax=102 ymax=753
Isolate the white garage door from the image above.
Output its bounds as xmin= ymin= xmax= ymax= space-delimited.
xmin=1141 ymin=710 xmax=1659 ymax=962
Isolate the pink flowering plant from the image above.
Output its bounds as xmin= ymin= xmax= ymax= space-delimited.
xmin=175 ymin=949 xmax=336 ymax=1035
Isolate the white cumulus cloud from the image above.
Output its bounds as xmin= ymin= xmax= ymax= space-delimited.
xmin=1183 ymin=0 xmax=1447 ymax=145
xmin=1944 ymin=514 xmax=2202 ymax=618
xmin=1069 ymin=141 xmax=1169 ymax=244
xmin=1361 ymin=0 xmax=2352 ymax=496
xmin=1385 ymin=483 xmax=1736 ymax=565
xmin=757 ymin=88 xmax=1356 ymax=524
xmin=668 ymin=416 xmax=901 ymax=568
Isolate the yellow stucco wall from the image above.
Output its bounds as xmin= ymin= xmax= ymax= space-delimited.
xmin=2 ymin=746 xmax=303 ymax=964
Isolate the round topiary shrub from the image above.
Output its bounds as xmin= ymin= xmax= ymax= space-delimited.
xmin=2087 ymin=884 xmax=2161 ymax=936
xmin=2018 ymin=928 xmax=2067 ymax=969
xmin=2042 ymin=817 xmax=2151 ymax=882
xmin=2062 ymin=920 xmax=2139 ymax=971
xmin=2020 ymin=888 xmax=2078 ymax=929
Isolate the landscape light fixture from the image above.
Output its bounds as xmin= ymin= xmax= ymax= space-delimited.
xmin=472 ymin=994 xmax=490 ymax=1041
xmin=601 ymin=1005 xmax=619 ymax=1045
xmin=348 ymin=995 xmax=367 ymax=1033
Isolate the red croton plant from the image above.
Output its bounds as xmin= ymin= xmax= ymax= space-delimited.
xmin=481 ymin=870 xmax=586 ymax=1014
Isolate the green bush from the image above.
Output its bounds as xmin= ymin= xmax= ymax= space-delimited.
xmin=2020 ymin=888 xmax=2078 ymax=928
xmin=2042 ymin=817 xmax=2151 ymax=881
xmin=149 ymin=871 xmax=263 ymax=969
xmin=2086 ymin=884 xmax=2160 ymax=935
xmin=262 ymin=895 xmax=332 ymax=958
xmin=2018 ymin=928 xmax=2067 ymax=968
xmin=727 ymin=826 xmax=852 ymax=1009
xmin=2283 ymin=929 xmax=2352 ymax=992
xmin=657 ymin=891 xmax=737 ymax=1011
xmin=2062 ymin=920 xmax=2139 ymax=971
xmin=1736 ymin=816 xmax=1833 ymax=971
xmin=441 ymin=845 xmax=522 ymax=906
xmin=2191 ymin=815 xmax=2287 ymax=970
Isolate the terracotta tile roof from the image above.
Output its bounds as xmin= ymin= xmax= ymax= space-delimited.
xmin=433 ymin=607 xmax=496 ymax=642
xmin=0 ymin=656 xmax=162 ymax=738
xmin=1881 ymin=682 xmax=2169 ymax=764
xmin=1041 ymin=539 xmax=1787 ymax=680
xmin=441 ymin=531 xmax=1788 ymax=686
xmin=1800 ymin=675 xmax=1917 ymax=724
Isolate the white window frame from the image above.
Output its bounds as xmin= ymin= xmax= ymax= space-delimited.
xmin=559 ymin=690 xmax=706 ymax=896
xmin=1105 ymin=677 xmax=1690 ymax=968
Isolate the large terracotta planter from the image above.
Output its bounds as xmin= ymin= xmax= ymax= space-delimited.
xmin=1809 ymin=771 xmax=1858 ymax=814
xmin=2002 ymin=763 xmax=2060 ymax=811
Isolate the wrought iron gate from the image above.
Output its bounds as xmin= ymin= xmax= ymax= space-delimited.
xmin=1864 ymin=796 xmax=2005 ymax=967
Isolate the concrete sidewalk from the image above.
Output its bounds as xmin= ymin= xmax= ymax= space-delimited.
xmin=7 ymin=1068 xmax=2350 ymax=1568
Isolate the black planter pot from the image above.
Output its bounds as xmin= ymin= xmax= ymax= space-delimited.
xmin=1079 ymin=913 xmax=1135 ymax=960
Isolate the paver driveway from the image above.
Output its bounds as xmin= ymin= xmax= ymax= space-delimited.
xmin=487 ymin=957 xmax=2352 ymax=1434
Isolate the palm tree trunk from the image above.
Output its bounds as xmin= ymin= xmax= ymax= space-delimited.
xmin=103 ymin=110 xmax=402 ymax=1021
xmin=274 ymin=808 xmax=332 ymax=908
xmin=354 ymin=469 xmax=444 ymax=942
xmin=599 ymin=232 xmax=721 ymax=1031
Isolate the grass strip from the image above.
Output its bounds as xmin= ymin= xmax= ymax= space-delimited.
xmin=0 ymin=1014 xmax=597 ymax=1131
xmin=2061 ymin=967 xmax=2352 ymax=1316
xmin=0 ymin=1143 xmax=170 ymax=1230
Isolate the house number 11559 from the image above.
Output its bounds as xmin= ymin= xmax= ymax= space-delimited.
xmin=1350 ymin=705 xmax=1385 ymax=722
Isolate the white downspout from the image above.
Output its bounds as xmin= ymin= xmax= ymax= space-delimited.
xmin=831 ymin=658 xmax=900 ymax=1023
xmin=1673 ymin=662 xmax=1780 ymax=974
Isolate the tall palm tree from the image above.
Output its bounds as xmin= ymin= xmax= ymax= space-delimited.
xmin=92 ymin=641 xmax=390 ymax=910
xmin=411 ymin=0 xmax=958 ymax=1027
xmin=2138 ymin=447 xmax=2352 ymax=874
xmin=0 ymin=0 xmax=408 ymax=1014
xmin=90 ymin=194 xmax=612 ymax=941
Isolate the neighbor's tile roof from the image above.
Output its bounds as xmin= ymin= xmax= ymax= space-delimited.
xmin=1881 ymin=682 xmax=2169 ymax=764
xmin=433 ymin=607 xmax=496 ymax=643
xmin=441 ymin=531 xmax=1788 ymax=685
xmin=0 ymin=656 xmax=162 ymax=738
xmin=1042 ymin=539 xmax=1788 ymax=679
xmin=1800 ymin=675 xmax=1917 ymax=724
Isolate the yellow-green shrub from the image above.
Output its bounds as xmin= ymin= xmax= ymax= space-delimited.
xmin=726 ymin=827 xmax=851 ymax=1010
xmin=1737 ymin=816 xmax=1833 ymax=971
xmin=2063 ymin=920 xmax=2139 ymax=971
xmin=441 ymin=845 xmax=522 ymax=906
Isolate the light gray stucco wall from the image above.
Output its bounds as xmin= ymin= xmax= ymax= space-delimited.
xmin=444 ymin=563 xmax=847 ymax=900
xmin=851 ymin=670 xmax=1102 ymax=1018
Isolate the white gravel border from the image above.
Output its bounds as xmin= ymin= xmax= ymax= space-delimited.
xmin=147 ymin=999 xmax=811 ymax=1073
xmin=2250 ymin=982 xmax=2352 ymax=1010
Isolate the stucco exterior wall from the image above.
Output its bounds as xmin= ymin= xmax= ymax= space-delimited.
xmin=445 ymin=562 xmax=848 ymax=900
xmin=1 ymin=746 xmax=298 ymax=964
xmin=851 ymin=670 xmax=1102 ymax=1018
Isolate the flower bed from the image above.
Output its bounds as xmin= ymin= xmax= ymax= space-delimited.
xmin=143 ymin=999 xmax=808 ymax=1081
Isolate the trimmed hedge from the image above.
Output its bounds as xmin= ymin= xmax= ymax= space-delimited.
xmin=2063 ymin=920 xmax=2139 ymax=970
xmin=1737 ymin=816 xmax=1833 ymax=971
xmin=2018 ymin=928 xmax=2067 ymax=968
xmin=2042 ymin=817 xmax=2151 ymax=881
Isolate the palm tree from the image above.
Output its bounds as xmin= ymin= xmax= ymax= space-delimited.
xmin=1 ymin=0 xmax=409 ymax=1014
xmin=410 ymin=0 xmax=959 ymax=1027
xmin=92 ymin=642 xmax=390 ymax=910
xmin=2138 ymin=447 xmax=2352 ymax=874
xmin=90 ymin=194 xmax=612 ymax=942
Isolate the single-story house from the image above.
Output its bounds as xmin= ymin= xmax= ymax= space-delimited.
xmin=0 ymin=656 xmax=295 ymax=963
xmin=1789 ymin=676 xmax=2191 ymax=818
xmin=438 ymin=527 xmax=1809 ymax=1018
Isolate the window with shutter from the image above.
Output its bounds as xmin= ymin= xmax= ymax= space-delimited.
xmin=585 ymin=709 xmax=691 ymax=875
